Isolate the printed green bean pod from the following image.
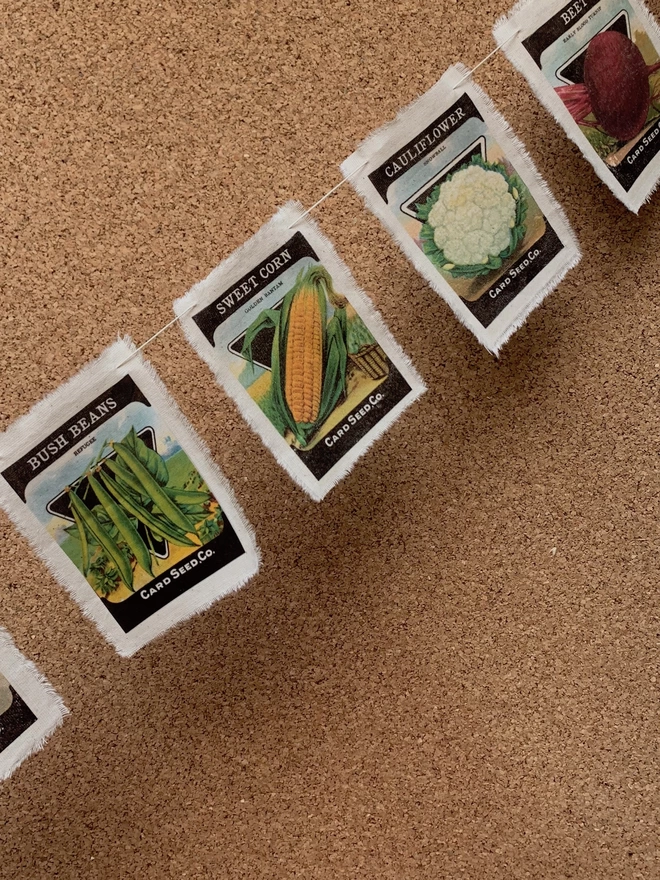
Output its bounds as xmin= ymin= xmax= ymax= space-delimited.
xmin=99 ymin=470 xmax=197 ymax=548
xmin=125 ymin=427 xmax=169 ymax=487
xmin=164 ymin=487 xmax=211 ymax=505
xmin=144 ymin=525 xmax=157 ymax=556
xmin=87 ymin=470 xmax=153 ymax=577
xmin=104 ymin=457 xmax=146 ymax=498
xmin=112 ymin=441 xmax=196 ymax=534
xmin=67 ymin=488 xmax=134 ymax=590
xmin=69 ymin=498 xmax=90 ymax=576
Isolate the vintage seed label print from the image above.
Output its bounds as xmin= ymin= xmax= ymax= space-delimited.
xmin=0 ymin=671 xmax=37 ymax=755
xmin=495 ymin=0 xmax=660 ymax=212
xmin=341 ymin=67 xmax=581 ymax=355
xmin=175 ymin=203 xmax=425 ymax=501
xmin=0 ymin=628 xmax=67 ymax=781
xmin=0 ymin=341 xmax=260 ymax=656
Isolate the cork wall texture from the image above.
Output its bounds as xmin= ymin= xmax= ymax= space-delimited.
xmin=0 ymin=0 xmax=659 ymax=878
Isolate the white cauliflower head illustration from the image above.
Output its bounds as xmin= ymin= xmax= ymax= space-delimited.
xmin=427 ymin=165 xmax=517 ymax=267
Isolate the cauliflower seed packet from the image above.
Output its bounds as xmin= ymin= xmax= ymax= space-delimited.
xmin=495 ymin=0 xmax=660 ymax=213
xmin=174 ymin=202 xmax=426 ymax=502
xmin=0 ymin=627 xmax=67 ymax=781
xmin=341 ymin=65 xmax=581 ymax=355
xmin=0 ymin=339 xmax=260 ymax=657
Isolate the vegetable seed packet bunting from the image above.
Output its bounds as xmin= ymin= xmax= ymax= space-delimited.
xmin=174 ymin=202 xmax=426 ymax=502
xmin=0 ymin=627 xmax=67 ymax=781
xmin=340 ymin=65 xmax=581 ymax=355
xmin=0 ymin=339 xmax=260 ymax=657
xmin=494 ymin=0 xmax=660 ymax=213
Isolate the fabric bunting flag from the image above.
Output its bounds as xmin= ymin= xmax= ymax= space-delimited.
xmin=0 ymin=339 xmax=260 ymax=657
xmin=495 ymin=0 xmax=660 ymax=213
xmin=341 ymin=64 xmax=581 ymax=355
xmin=174 ymin=202 xmax=426 ymax=502
xmin=0 ymin=627 xmax=67 ymax=781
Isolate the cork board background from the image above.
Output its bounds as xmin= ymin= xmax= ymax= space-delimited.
xmin=0 ymin=0 xmax=658 ymax=877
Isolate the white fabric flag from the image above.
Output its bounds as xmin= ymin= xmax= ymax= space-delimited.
xmin=495 ymin=0 xmax=660 ymax=213
xmin=341 ymin=64 xmax=581 ymax=355
xmin=0 ymin=627 xmax=67 ymax=781
xmin=0 ymin=339 xmax=260 ymax=657
xmin=174 ymin=202 xmax=426 ymax=502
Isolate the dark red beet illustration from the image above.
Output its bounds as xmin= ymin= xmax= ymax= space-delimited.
xmin=556 ymin=31 xmax=660 ymax=142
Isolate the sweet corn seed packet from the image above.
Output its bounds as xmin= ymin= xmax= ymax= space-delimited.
xmin=174 ymin=202 xmax=426 ymax=502
xmin=0 ymin=340 xmax=260 ymax=657
xmin=341 ymin=65 xmax=581 ymax=355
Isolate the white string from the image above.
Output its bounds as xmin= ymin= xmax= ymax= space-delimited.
xmin=288 ymin=161 xmax=369 ymax=229
xmin=118 ymin=165 xmax=370 ymax=367
xmin=119 ymin=32 xmax=522 ymax=363
xmin=453 ymin=30 xmax=521 ymax=89
xmin=116 ymin=303 xmax=196 ymax=368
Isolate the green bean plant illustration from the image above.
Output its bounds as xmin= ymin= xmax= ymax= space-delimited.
xmin=62 ymin=427 xmax=223 ymax=600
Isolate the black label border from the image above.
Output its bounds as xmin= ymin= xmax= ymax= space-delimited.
xmin=521 ymin=0 xmax=602 ymax=69
xmin=0 ymin=686 xmax=38 ymax=754
xmin=295 ymin=363 xmax=413 ymax=481
xmin=368 ymin=93 xmax=484 ymax=203
xmin=100 ymin=520 xmax=247 ymax=633
xmin=192 ymin=232 xmax=320 ymax=345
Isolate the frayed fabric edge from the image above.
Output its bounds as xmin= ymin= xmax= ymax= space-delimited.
xmin=0 ymin=627 xmax=68 ymax=782
xmin=488 ymin=246 xmax=582 ymax=354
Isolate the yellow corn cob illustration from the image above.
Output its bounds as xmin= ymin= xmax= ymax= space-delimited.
xmin=284 ymin=283 xmax=324 ymax=425
xmin=241 ymin=265 xmax=349 ymax=448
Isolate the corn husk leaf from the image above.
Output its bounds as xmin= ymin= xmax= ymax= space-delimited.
xmin=347 ymin=314 xmax=375 ymax=354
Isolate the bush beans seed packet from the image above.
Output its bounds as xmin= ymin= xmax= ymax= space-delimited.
xmin=340 ymin=65 xmax=581 ymax=355
xmin=0 ymin=339 xmax=260 ymax=657
xmin=0 ymin=627 xmax=67 ymax=781
xmin=174 ymin=202 xmax=426 ymax=502
xmin=494 ymin=0 xmax=660 ymax=213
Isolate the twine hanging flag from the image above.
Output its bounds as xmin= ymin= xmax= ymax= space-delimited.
xmin=340 ymin=65 xmax=581 ymax=355
xmin=174 ymin=202 xmax=426 ymax=502
xmin=495 ymin=0 xmax=660 ymax=213
xmin=0 ymin=627 xmax=67 ymax=781
xmin=0 ymin=339 xmax=260 ymax=657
